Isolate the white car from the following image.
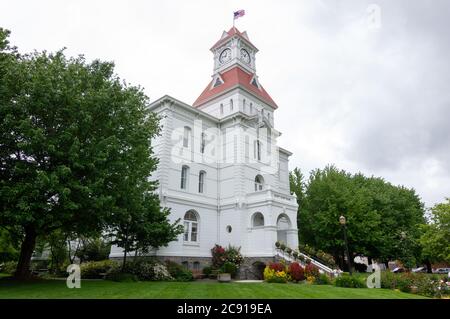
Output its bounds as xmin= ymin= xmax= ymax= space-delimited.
xmin=433 ymin=268 xmax=450 ymax=274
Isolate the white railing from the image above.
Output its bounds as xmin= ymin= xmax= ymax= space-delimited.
xmin=275 ymin=249 xmax=340 ymax=277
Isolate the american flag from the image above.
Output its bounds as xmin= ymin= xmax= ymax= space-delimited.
xmin=233 ymin=10 xmax=245 ymax=20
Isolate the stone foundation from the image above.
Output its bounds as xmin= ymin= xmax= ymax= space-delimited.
xmin=110 ymin=255 xmax=285 ymax=280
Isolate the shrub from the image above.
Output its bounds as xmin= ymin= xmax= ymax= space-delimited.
xmin=80 ymin=260 xmax=118 ymax=279
xmin=335 ymin=274 xmax=365 ymax=288
xmin=304 ymin=263 xmax=320 ymax=279
xmin=211 ymin=245 xmax=226 ymax=268
xmin=288 ymin=262 xmax=305 ymax=282
xmin=381 ymin=272 xmax=445 ymax=298
xmin=263 ymin=266 xmax=289 ymax=283
xmin=275 ymin=241 xmax=281 ymax=248
xmin=292 ymin=251 xmax=299 ymax=259
xmin=202 ymin=266 xmax=212 ymax=276
xmin=286 ymin=247 xmax=292 ymax=255
xmin=122 ymin=259 xmax=172 ymax=281
xmin=0 ymin=261 xmax=17 ymax=275
xmin=166 ymin=261 xmax=194 ymax=281
xmin=280 ymin=243 xmax=286 ymax=251
xmin=269 ymin=262 xmax=285 ymax=272
xmin=306 ymin=275 xmax=316 ymax=284
xmin=315 ymin=273 xmax=332 ymax=285
xmin=225 ymin=245 xmax=244 ymax=266
xmin=220 ymin=261 xmax=238 ymax=278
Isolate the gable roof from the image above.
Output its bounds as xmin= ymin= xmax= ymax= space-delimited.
xmin=210 ymin=27 xmax=257 ymax=51
xmin=192 ymin=66 xmax=278 ymax=109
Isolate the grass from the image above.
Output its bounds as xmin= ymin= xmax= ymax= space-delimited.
xmin=0 ymin=275 xmax=426 ymax=299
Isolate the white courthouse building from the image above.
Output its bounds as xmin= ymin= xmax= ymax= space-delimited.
xmin=110 ymin=27 xmax=299 ymax=278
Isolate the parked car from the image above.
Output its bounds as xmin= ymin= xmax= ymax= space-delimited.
xmin=412 ymin=267 xmax=427 ymax=273
xmin=392 ymin=267 xmax=405 ymax=273
xmin=433 ymin=268 xmax=450 ymax=274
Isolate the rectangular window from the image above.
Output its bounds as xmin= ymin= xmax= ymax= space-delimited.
xmin=198 ymin=172 xmax=205 ymax=193
xmin=181 ymin=166 xmax=188 ymax=189
xmin=200 ymin=133 xmax=206 ymax=154
xmin=183 ymin=127 xmax=191 ymax=148
xmin=183 ymin=222 xmax=189 ymax=241
xmin=254 ymin=140 xmax=261 ymax=161
xmin=191 ymin=223 xmax=198 ymax=242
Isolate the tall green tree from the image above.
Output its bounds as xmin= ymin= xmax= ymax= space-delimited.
xmin=0 ymin=28 xmax=180 ymax=278
xmin=296 ymin=165 xmax=424 ymax=270
xmin=420 ymin=199 xmax=450 ymax=264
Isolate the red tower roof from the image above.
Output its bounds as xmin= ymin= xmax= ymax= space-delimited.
xmin=193 ymin=66 xmax=278 ymax=109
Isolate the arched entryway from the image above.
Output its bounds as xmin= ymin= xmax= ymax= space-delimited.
xmin=251 ymin=261 xmax=266 ymax=280
xmin=276 ymin=214 xmax=291 ymax=244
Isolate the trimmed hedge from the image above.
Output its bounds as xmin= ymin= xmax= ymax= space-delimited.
xmin=80 ymin=260 xmax=118 ymax=279
xmin=334 ymin=274 xmax=365 ymax=288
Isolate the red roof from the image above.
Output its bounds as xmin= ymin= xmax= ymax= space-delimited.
xmin=210 ymin=27 xmax=257 ymax=51
xmin=193 ymin=66 xmax=278 ymax=109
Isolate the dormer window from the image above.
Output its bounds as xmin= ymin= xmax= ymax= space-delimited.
xmin=213 ymin=77 xmax=223 ymax=87
xmin=251 ymin=78 xmax=259 ymax=88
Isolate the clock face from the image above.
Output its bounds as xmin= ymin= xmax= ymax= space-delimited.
xmin=219 ymin=48 xmax=231 ymax=64
xmin=240 ymin=49 xmax=250 ymax=64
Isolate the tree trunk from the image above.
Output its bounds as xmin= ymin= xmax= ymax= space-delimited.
xmin=425 ymin=260 xmax=432 ymax=273
xmin=15 ymin=226 xmax=37 ymax=279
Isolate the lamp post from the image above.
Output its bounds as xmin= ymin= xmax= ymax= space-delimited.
xmin=339 ymin=215 xmax=352 ymax=275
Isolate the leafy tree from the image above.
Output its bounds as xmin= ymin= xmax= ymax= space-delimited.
xmin=108 ymin=193 xmax=183 ymax=271
xmin=289 ymin=167 xmax=305 ymax=206
xmin=420 ymin=199 xmax=450 ymax=264
xmin=290 ymin=167 xmax=305 ymax=234
xmin=296 ymin=165 xmax=425 ymax=270
xmin=0 ymin=228 xmax=20 ymax=262
xmin=0 ymin=28 xmax=180 ymax=278
xmin=75 ymin=237 xmax=111 ymax=263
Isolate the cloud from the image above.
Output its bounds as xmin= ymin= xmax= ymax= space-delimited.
xmin=1 ymin=0 xmax=448 ymax=206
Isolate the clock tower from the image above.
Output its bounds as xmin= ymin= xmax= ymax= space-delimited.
xmin=212 ymin=27 xmax=257 ymax=74
xmin=193 ymin=27 xmax=278 ymax=120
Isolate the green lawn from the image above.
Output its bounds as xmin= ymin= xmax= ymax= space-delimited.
xmin=0 ymin=276 xmax=426 ymax=299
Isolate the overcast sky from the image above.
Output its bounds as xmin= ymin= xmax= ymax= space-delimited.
xmin=1 ymin=0 xmax=449 ymax=207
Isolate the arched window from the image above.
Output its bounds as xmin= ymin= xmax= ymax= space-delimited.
xmin=277 ymin=214 xmax=291 ymax=244
xmin=252 ymin=212 xmax=265 ymax=227
xmin=254 ymin=175 xmax=264 ymax=191
xmin=220 ymin=103 xmax=224 ymax=115
xmin=181 ymin=165 xmax=189 ymax=190
xmin=183 ymin=210 xmax=198 ymax=242
xmin=250 ymin=102 xmax=253 ymax=114
xmin=243 ymin=99 xmax=246 ymax=113
xmin=183 ymin=126 xmax=191 ymax=148
xmin=198 ymin=170 xmax=206 ymax=193
xmin=230 ymin=99 xmax=233 ymax=112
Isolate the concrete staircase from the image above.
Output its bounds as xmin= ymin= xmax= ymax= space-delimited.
xmin=275 ymin=250 xmax=340 ymax=277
